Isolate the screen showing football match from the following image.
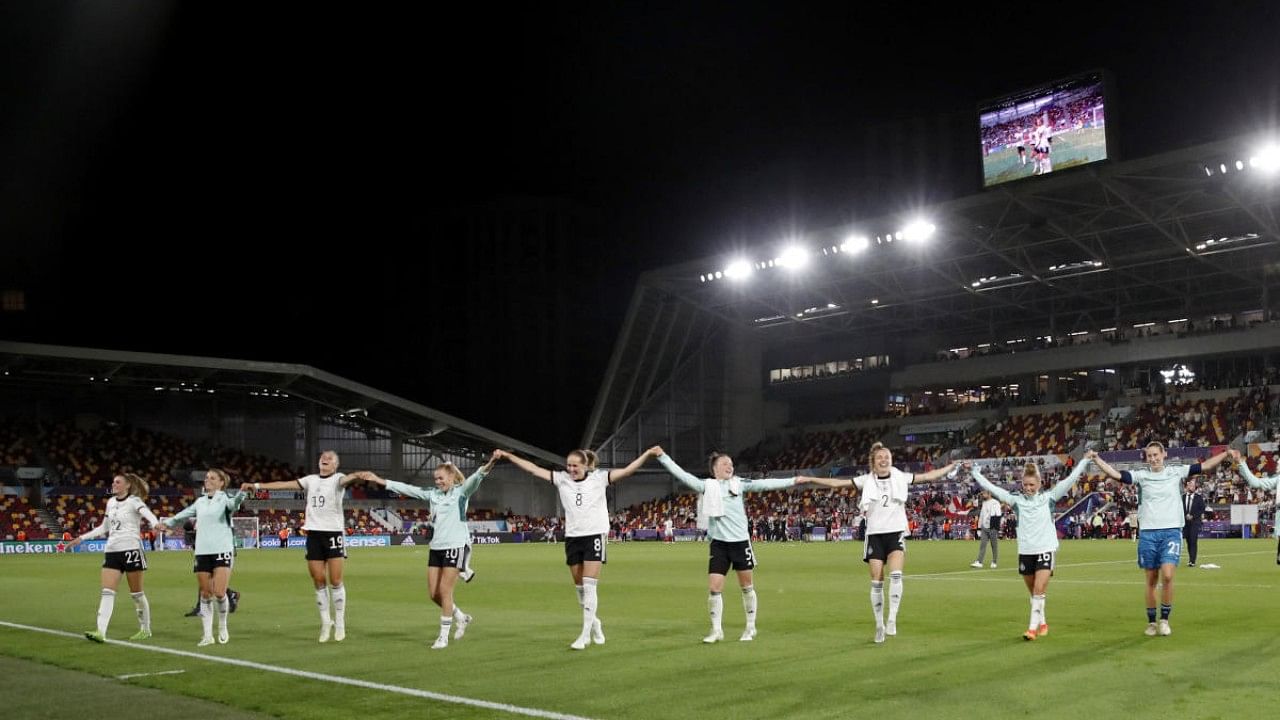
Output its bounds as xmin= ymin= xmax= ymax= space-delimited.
xmin=979 ymin=71 xmax=1108 ymax=188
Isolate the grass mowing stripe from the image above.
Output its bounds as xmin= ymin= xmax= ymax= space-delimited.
xmin=0 ymin=620 xmax=597 ymax=720
xmin=910 ymin=576 xmax=1276 ymax=588
xmin=907 ymin=548 xmax=1274 ymax=577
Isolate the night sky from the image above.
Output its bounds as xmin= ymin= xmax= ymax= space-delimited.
xmin=2 ymin=2 xmax=1278 ymax=452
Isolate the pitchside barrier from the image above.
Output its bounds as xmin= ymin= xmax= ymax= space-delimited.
xmin=6 ymin=523 xmax=1272 ymax=555
xmin=0 ymin=533 xmax=558 ymax=554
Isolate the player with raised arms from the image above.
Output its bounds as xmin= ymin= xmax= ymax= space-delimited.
xmin=243 ymin=450 xmax=358 ymax=643
xmin=501 ymin=446 xmax=659 ymax=650
xmin=158 ymin=468 xmax=247 ymax=646
xmin=966 ymin=454 xmax=1093 ymax=640
xmin=1228 ymin=448 xmax=1280 ymax=564
xmin=70 ymin=472 xmax=161 ymax=643
xmin=1091 ymin=442 xmax=1231 ymax=636
xmin=653 ymin=446 xmax=824 ymax=643
xmin=345 ymin=450 xmax=499 ymax=649
xmin=806 ymin=443 xmax=957 ymax=643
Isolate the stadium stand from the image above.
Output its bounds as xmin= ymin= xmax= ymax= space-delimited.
xmin=0 ymin=421 xmax=516 ymax=540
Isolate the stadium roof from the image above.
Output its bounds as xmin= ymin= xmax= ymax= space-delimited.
xmin=643 ymin=133 xmax=1279 ymax=341
xmin=0 ymin=341 xmax=560 ymax=465
xmin=584 ymin=133 xmax=1280 ymax=449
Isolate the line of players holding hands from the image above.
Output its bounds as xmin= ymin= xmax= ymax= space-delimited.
xmin=72 ymin=441 xmax=1273 ymax=649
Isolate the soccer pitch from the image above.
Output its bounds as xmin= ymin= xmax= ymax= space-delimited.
xmin=2 ymin=539 xmax=1276 ymax=719
xmin=983 ymin=126 xmax=1108 ymax=186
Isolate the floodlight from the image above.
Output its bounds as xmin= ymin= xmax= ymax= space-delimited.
xmin=840 ymin=235 xmax=869 ymax=254
xmin=901 ymin=221 xmax=936 ymax=242
xmin=724 ymin=260 xmax=752 ymax=280
xmin=777 ymin=246 xmax=809 ymax=270
xmin=1254 ymin=144 xmax=1279 ymax=173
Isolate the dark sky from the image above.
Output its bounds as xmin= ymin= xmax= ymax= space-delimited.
xmin=2 ymin=2 xmax=1278 ymax=451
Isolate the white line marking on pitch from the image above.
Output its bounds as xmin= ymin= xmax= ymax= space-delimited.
xmin=117 ymin=669 xmax=186 ymax=680
xmin=0 ymin=621 xmax=596 ymax=720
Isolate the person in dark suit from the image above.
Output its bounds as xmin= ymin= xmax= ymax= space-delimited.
xmin=1182 ymin=478 xmax=1207 ymax=567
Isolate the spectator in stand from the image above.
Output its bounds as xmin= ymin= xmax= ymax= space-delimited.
xmin=653 ymin=446 xmax=825 ymax=643
xmin=1091 ymin=443 xmax=1231 ymax=637
xmin=970 ymin=490 xmax=1002 ymax=569
xmin=807 ymin=443 xmax=957 ymax=643
xmin=967 ymin=454 xmax=1093 ymax=640
xmin=69 ymin=473 xmax=161 ymax=643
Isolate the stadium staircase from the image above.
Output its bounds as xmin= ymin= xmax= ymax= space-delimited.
xmin=370 ymin=507 xmax=401 ymax=533
xmin=1067 ymin=438 xmax=1093 ymax=463
xmin=24 ymin=436 xmax=66 ymax=535
xmin=1237 ymin=430 xmax=1264 ymax=446
xmin=34 ymin=508 xmax=63 ymax=536
xmin=1054 ymin=492 xmax=1105 ymax=536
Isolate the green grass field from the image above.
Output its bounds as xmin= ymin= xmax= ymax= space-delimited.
xmin=983 ymin=126 xmax=1107 ymax=186
xmin=2 ymin=539 xmax=1277 ymax=719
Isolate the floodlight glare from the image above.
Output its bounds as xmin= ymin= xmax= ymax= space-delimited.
xmin=777 ymin=246 xmax=809 ymax=270
xmin=840 ymin=235 xmax=869 ymax=254
xmin=724 ymin=260 xmax=752 ymax=280
xmin=1255 ymin=144 xmax=1280 ymax=173
xmin=901 ymin=221 xmax=936 ymax=242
